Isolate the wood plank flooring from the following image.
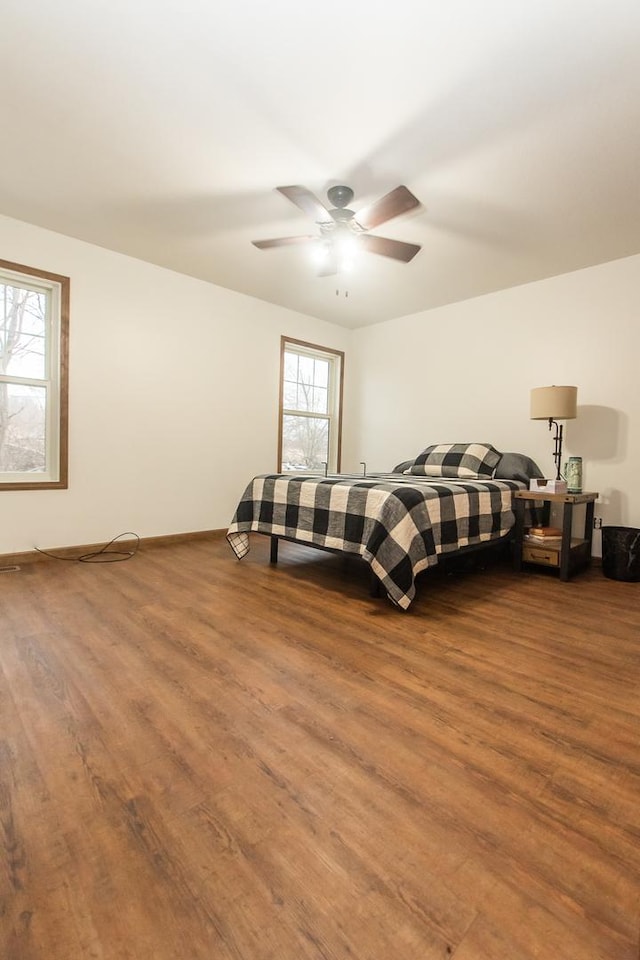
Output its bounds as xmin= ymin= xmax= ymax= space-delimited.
xmin=1 ymin=536 xmax=639 ymax=959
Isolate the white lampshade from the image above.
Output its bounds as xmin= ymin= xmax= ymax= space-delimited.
xmin=530 ymin=385 xmax=578 ymax=420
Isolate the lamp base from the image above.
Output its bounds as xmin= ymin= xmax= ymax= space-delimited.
xmin=549 ymin=418 xmax=564 ymax=480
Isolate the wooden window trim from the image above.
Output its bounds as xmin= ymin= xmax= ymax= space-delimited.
xmin=0 ymin=258 xmax=69 ymax=491
xmin=278 ymin=336 xmax=344 ymax=473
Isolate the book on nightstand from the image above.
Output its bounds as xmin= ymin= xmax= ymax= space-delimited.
xmin=525 ymin=526 xmax=563 ymax=543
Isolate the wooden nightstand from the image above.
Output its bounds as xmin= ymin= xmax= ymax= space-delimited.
xmin=513 ymin=490 xmax=599 ymax=581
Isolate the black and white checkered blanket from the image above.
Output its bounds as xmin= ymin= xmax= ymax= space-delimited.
xmin=226 ymin=473 xmax=525 ymax=609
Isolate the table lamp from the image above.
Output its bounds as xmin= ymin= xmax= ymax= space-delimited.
xmin=530 ymin=385 xmax=578 ymax=480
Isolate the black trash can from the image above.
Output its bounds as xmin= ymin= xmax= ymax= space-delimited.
xmin=601 ymin=526 xmax=640 ymax=582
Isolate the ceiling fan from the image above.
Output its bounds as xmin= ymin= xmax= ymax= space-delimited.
xmin=252 ymin=184 xmax=422 ymax=275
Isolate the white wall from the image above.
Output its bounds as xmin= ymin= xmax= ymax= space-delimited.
xmin=344 ymin=254 xmax=640 ymax=551
xmin=0 ymin=215 xmax=351 ymax=553
xmin=3 ymin=213 xmax=638 ymax=558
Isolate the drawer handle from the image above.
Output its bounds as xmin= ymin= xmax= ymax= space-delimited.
xmin=530 ymin=549 xmax=553 ymax=561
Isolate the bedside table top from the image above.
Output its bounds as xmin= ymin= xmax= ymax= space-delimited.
xmin=514 ymin=490 xmax=599 ymax=504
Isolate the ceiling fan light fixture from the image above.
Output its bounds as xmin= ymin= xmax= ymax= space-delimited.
xmin=252 ymin=183 xmax=422 ymax=271
xmin=323 ymin=228 xmax=360 ymax=273
xmin=311 ymin=240 xmax=332 ymax=266
xmin=335 ymin=230 xmax=359 ymax=258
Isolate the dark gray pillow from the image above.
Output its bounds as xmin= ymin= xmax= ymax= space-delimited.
xmin=392 ymin=459 xmax=416 ymax=473
xmin=494 ymin=452 xmax=544 ymax=482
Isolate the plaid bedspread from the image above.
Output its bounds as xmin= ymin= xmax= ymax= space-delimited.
xmin=226 ymin=473 xmax=525 ymax=609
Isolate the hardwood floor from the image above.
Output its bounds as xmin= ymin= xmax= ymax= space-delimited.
xmin=1 ymin=536 xmax=639 ymax=960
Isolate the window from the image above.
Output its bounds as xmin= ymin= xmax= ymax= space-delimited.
xmin=279 ymin=337 xmax=344 ymax=473
xmin=0 ymin=259 xmax=69 ymax=489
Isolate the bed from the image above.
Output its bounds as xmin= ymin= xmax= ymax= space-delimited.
xmin=226 ymin=444 xmax=542 ymax=610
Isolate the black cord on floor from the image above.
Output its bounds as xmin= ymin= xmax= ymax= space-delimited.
xmin=35 ymin=532 xmax=141 ymax=563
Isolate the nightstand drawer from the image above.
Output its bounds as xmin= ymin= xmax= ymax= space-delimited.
xmin=522 ymin=543 xmax=560 ymax=567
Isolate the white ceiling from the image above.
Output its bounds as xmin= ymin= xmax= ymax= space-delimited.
xmin=2 ymin=1 xmax=640 ymax=328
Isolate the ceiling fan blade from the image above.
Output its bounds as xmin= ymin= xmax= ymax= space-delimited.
xmin=252 ymin=235 xmax=316 ymax=249
xmin=359 ymin=234 xmax=421 ymax=263
xmin=354 ymin=185 xmax=420 ymax=230
xmin=277 ymin=185 xmax=334 ymax=225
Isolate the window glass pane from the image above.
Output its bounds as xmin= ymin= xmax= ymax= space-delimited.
xmin=281 ymin=415 xmax=329 ymax=471
xmin=298 ymin=355 xmax=314 ymax=386
xmin=3 ymin=331 xmax=46 ymax=379
xmin=283 ymin=381 xmax=298 ymax=408
xmin=283 ymin=351 xmax=298 ymax=381
xmin=296 ymin=382 xmax=314 ymax=412
xmin=313 ymin=359 xmax=329 ymax=388
xmin=312 ymin=386 xmax=328 ymax=413
xmin=1 ymin=285 xmax=47 ymax=379
xmin=0 ymin=382 xmax=46 ymax=473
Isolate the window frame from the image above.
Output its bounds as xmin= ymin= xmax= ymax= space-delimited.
xmin=0 ymin=258 xmax=69 ymax=490
xmin=278 ymin=336 xmax=344 ymax=474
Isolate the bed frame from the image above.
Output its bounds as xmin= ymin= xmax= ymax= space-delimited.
xmin=266 ymin=530 xmax=514 ymax=600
